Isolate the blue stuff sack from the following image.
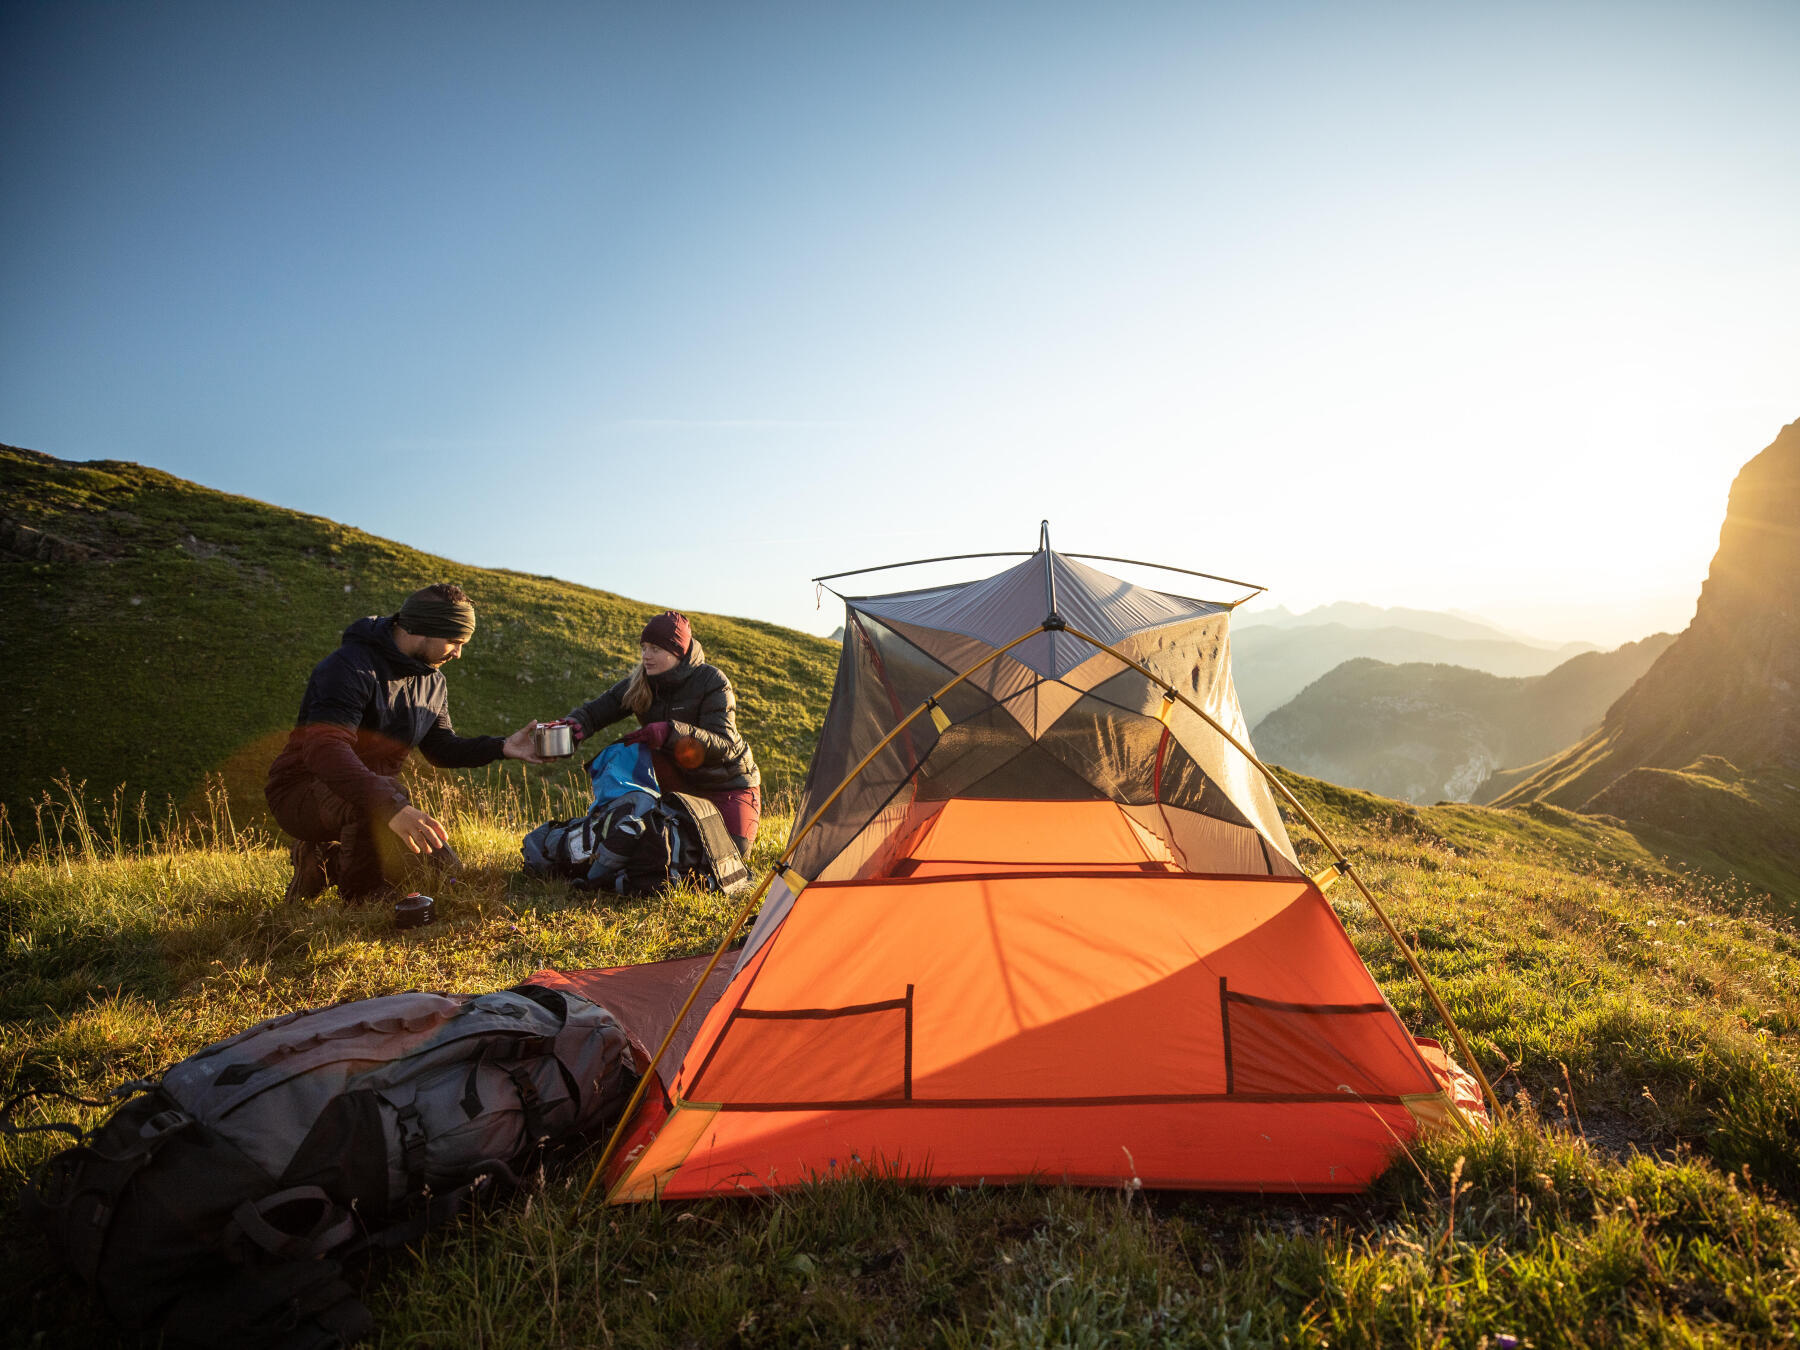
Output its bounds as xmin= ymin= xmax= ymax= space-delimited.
xmin=586 ymin=741 xmax=659 ymax=806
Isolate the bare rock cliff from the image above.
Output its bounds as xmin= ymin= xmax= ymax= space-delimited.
xmin=1497 ymin=418 xmax=1800 ymax=809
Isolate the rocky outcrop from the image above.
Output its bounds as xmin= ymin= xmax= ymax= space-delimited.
xmin=1496 ymin=418 xmax=1800 ymax=809
xmin=0 ymin=516 xmax=99 ymax=563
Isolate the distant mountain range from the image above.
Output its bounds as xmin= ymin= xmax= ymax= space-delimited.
xmin=1235 ymin=601 xmax=1584 ymax=652
xmin=1251 ymin=634 xmax=1674 ymax=804
xmin=1494 ymin=418 xmax=1800 ymax=902
xmin=1231 ymin=619 xmax=1597 ymax=726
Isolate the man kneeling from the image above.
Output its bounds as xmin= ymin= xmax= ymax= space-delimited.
xmin=265 ymin=582 xmax=545 ymax=901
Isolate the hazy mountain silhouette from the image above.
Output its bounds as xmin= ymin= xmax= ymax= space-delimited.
xmin=1236 ymin=601 xmax=1585 ymax=652
xmin=1252 ymin=635 xmax=1673 ymax=804
xmin=1232 ymin=623 xmax=1597 ymax=726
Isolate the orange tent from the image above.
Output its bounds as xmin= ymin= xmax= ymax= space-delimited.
xmin=554 ymin=534 xmax=1489 ymax=1203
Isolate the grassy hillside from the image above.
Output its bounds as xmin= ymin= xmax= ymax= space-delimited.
xmin=1580 ymin=758 xmax=1800 ymax=905
xmin=3 ymin=771 xmax=1798 ymax=1347
xmin=0 ymin=445 xmax=838 ymax=840
xmin=1250 ymin=635 xmax=1674 ymax=805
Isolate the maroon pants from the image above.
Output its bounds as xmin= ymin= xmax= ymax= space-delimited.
xmin=706 ymin=786 xmax=761 ymax=857
xmin=647 ymin=753 xmax=762 ymax=857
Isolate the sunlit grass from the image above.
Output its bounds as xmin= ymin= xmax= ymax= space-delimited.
xmin=3 ymin=772 xmax=1799 ymax=1346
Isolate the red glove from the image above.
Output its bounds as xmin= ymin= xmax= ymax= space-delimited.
xmin=622 ymin=721 xmax=671 ymax=750
xmin=556 ymin=717 xmax=587 ymax=743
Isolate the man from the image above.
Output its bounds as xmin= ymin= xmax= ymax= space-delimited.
xmin=265 ymin=582 xmax=545 ymax=901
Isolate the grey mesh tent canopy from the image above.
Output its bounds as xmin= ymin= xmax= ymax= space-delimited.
xmin=743 ymin=536 xmax=1302 ymax=956
xmin=572 ymin=528 xmax=1494 ymax=1203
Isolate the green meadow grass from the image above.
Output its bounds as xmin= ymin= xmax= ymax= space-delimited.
xmin=0 ymin=444 xmax=839 ymax=836
xmin=3 ymin=770 xmax=1798 ymax=1347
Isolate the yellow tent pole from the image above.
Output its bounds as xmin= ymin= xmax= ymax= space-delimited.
xmin=773 ymin=625 xmax=1050 ymax=863
xmin=1057 ymin=626 xmax=1500 ymax=1120
xmin=574 ymin=873 xmax=774 ymax=1209
xmin=575 ymin=624 xmax=1051 ymax=1208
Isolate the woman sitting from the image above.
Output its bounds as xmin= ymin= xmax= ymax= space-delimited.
xmin=555 ymin=611 xmax=761 ymax=857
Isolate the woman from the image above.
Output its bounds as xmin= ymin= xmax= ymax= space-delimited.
xmin=556 ymin=611 xmax=761 ymax=857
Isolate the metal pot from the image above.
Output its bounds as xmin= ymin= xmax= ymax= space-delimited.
xmin=532 ymin=722 xmax=574 ymax=759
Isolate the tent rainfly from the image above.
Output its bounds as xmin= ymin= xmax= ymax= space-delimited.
xmin=539 ymin=532 xmax=1491 ymax=1202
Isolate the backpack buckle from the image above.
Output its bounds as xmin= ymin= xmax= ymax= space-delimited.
xmin=138 ymin=1109 xmax=192 ymax=1142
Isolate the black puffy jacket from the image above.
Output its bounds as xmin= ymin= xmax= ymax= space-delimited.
xmin=566 ymin=654 xmax=760 ymax=793
xmin=265 ymin=616 xmax=506 ymax=821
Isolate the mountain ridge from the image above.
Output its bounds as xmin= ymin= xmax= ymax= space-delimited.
xmin=1235 ymin=600 xmax=1589 ymax=653
xmin=1496 ymin=418 xmax=1800 ymax=808
xmin=1251 ymin=633 xmax=1675 ymax=804
xmin=1232 ymin=621 xmax=1602 ymax=725
xmin=1493 ymin=417 xmax=1800 ymax=904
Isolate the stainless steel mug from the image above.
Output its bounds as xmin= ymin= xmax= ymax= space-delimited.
xmin=533 ymin=722 xmax=574 ymax=758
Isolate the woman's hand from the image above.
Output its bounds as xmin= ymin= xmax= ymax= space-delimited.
xmin=621 ymin=721 xmax=672 ymax=750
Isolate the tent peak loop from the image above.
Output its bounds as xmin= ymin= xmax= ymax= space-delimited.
xmin=1039 ymin=520 xmax=1062 ymax=630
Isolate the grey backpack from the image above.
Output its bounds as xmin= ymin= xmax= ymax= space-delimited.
xmin=521 ymin=789 xmax=750 ymax=896
xmin=20 ymin=982 xmax=635 ymax=1349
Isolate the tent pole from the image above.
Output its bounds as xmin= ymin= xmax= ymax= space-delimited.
xmin=575 ymin=625 xmax=1051 ymax=1209
xmin=813 ymin=550 xmax=1267 ymax=603
xmin=1060 ymin=554 xmax=1267 ymax=600
xmin=1058 ymin=626 xmax=1501 ymax=1121
xmin=574 ymin=872 xmax=774 ymax=1209
xmin=812 ymin=551 xmax=1035 ymax=584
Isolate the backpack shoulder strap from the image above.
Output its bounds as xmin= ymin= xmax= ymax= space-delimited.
xmin=664 ymin=792 xmax=751 ymax=894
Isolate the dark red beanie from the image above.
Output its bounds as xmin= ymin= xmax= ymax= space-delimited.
xmin=641 ymin=610 xmax=691 ymax=661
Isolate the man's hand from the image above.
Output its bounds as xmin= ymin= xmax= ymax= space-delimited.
xmin=621 ymin=721 xmax=672 ymax=750
xmin=503 ymin=720 xmax=552 ymax=763
xmin=387 ymin=804 xmax=450 ymax=854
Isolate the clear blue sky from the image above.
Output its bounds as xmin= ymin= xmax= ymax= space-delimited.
xmin=5 ymin=1 xmax=1797 ymax=647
